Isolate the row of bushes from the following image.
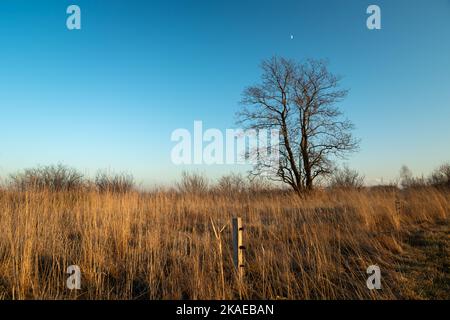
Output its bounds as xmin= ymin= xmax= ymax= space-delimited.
xmin=2 ymin=162 xmax=449 ymax=194
xmin=399 ymin=163 xmax=450 ymax=189
xmin=3 ymin=165 xmax=278 ymax=195
xmin=328 ymin=163 xmax=450 ymax=190
xmin=7 ymin=164 xmax=135 ymax=193
xmin=176 ymin=171 xmax=278 ymax=195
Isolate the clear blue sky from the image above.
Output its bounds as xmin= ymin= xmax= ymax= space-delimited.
xmin=0 ymin=0 xmax=449 ymax=186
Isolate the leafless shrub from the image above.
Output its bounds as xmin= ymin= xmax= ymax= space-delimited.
xmin=9 ymin=164 xmax=84 ymax=191
xmin=176 ymin=171 xmax=209 ymax=195
xmin=215 ymin=173 xmax=247 ymax=195
xmin=95 ymin=171 xmax=135 ymax=193
xmin=428 ymin=163 xmax=450 ymax=188
xmin=329 ymin=165 xmax=365 ymax=189
xmin=247 ymin=176 xmax=275 ymax=194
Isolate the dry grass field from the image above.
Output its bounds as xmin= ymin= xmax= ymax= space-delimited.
xmin=0 ymin=186 xmax=448 ymax=300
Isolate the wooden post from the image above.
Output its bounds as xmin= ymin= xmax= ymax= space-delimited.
xmin=232 ymin=217 xmax=244 ymax=280
xmin=395 ymin=194 xmax=402 ymax=215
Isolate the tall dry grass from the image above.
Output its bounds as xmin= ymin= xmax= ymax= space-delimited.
xmin=0 ymin=187 xmax=448 ymax=299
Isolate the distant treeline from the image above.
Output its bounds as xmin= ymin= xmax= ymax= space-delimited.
xmin=398 ymin=164 xmax=450 ymax=190
xmin=1 ymin=162 xmax=449 ymax=194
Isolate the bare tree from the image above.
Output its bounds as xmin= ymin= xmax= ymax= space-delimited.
xmin=399 ymin=165 xmax=414 ymax=188
xmin=237 ymin=57 xmax=359 ymax=194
